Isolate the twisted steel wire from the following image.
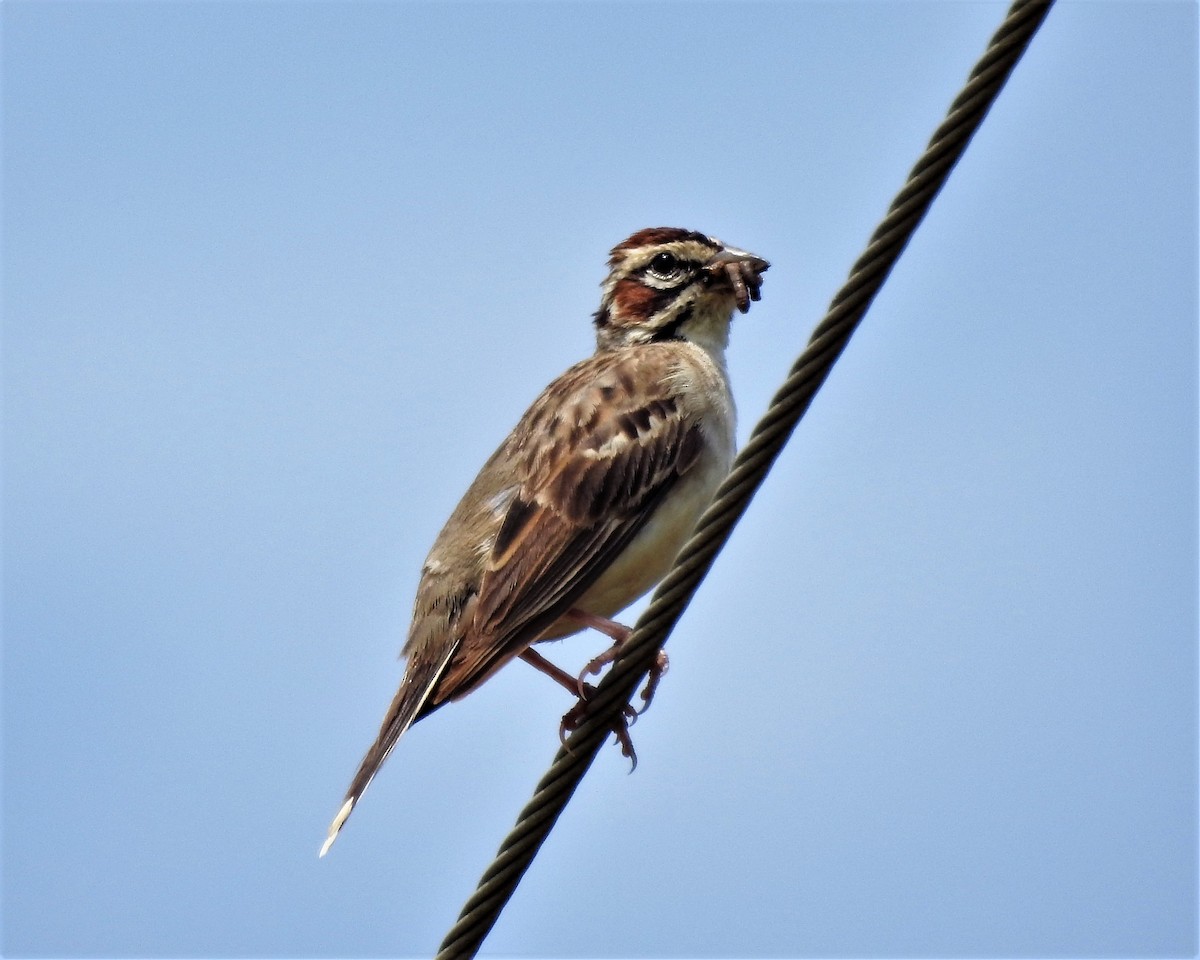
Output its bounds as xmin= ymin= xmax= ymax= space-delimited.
xmin=435 ymin=2 xmax=1054 ymax=955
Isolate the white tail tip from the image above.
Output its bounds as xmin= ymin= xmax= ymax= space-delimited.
xmin=319 ymin=798 xmax=355 ymax=858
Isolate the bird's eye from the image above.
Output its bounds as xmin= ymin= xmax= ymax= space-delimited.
xmin=648 ymin=252 xmax=679 ymax=276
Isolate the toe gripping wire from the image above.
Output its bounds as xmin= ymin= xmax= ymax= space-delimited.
xmin=435 ymin=2 xmax=1054 ymax=956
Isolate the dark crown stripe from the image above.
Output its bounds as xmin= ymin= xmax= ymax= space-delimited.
xmin=608 ymin=227 xmax=717 ymax=264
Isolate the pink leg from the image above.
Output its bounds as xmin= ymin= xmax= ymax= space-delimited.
xmin=519 ymin=648 xmax=580 ymax=695
xmin=521 ymin=647 xmax=638 ymax=764
xmin=564 ymin=608 xmax=631 ymax=643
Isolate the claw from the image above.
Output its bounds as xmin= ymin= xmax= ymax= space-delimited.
xmin=559 ymin=691 xmax=589 ymax=746
xmin=559 ymin=683 xmax=639 ymax=770
xmin=576 ymin=646 xmax=617 ymax=697
xmin=613 ymin=725 xmax=638 ymax=772
xmin=635 ymin=650 xmax=669 ymax=716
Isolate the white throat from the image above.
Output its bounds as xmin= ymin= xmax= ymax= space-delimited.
xmin=674 ymin=299 xmax=734 ymax=364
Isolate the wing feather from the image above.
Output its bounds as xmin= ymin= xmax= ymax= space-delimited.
xmin=433 ymin=349 xmax=702 ymax=701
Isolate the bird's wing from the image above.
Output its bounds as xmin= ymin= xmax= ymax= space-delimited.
xmin=432 ymin=348 xmax=705 ymax=702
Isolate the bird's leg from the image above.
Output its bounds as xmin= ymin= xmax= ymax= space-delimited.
xmin=519 ymin=648 xmax=581 ymax=696
xmin=567 ymin=608 xmax=669 ymax=715
xmin=521 ymin=648 xmax=638 ymax=764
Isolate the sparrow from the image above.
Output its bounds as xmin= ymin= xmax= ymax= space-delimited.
xmin=321 ymin=227 xmax=768 ymax=856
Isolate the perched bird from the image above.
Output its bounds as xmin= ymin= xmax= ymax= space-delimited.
xmin=321 ymin=227 xmax=768 ymax=856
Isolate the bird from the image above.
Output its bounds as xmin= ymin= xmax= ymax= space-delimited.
xmin=320 ymin=227 xmax=768 ymax=856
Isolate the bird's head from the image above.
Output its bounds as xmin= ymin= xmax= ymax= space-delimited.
xmin=593 ymin=227 xmax=769 ymax=355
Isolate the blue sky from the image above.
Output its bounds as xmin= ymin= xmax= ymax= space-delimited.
xmin=3 ymin=2 xmax=1196 ymax=957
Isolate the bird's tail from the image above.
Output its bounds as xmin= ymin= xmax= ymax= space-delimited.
xmin=319 ymin=643 xmax=458 ymax=857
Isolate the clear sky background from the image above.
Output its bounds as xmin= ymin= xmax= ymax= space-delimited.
xmin=3 ymin=2 xmax=1196 ymax=958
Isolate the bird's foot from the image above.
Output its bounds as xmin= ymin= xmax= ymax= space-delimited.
xmin=522 ymin=647 xmax=639 ymax=767
xmin=567 ymin=608 xmax=669 ymax=715
xmin=558 ymin=685 xmax=640 ymax=770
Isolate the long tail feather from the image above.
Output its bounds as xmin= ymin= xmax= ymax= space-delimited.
xmin=319 ymin=642 xmax=458 ymax=857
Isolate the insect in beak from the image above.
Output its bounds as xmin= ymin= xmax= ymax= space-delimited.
xmin=704 ymin=249 xmax=770 ymax=313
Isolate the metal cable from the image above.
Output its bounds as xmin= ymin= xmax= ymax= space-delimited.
xmin=435 ymin=2 xmax=1054 ymax=955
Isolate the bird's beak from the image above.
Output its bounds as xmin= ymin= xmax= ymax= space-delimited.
xmin=704 ymin=247 xmax=770 ymax=314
